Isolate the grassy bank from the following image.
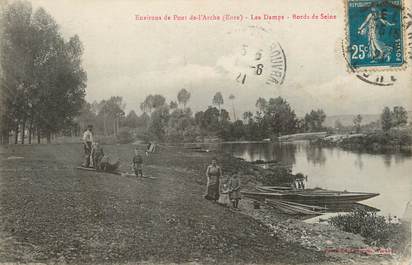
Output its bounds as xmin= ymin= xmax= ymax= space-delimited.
xmin=313 ymin=130 xmax=412 ymax=154
xmin=0 ymin=143 xmax=409 ymax=265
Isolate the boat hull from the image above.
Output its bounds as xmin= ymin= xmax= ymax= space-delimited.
xmin=242 ymin=191 xmax=379 ymax=205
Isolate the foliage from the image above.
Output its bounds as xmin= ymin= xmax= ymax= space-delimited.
xmin=259 ymin=167 xmax=296 ymax=186
xmin=353 ymin=114 xmax=362 ymax=133
xmin=392 ymin=106 xmax=408 ymax=129
xmin=328 ymin=208 xmax=400 ymax=246
xmin=381 ymin=107 xmax=393 ymax=131
xmin=116 ymin=127 xmax=134 ymax=144
xmin=212 ymin=92 xmax=224 ymax=110
xmin=177 ymin=88 xmax=191 ymax=108
xmin=304 ymin=109 xmax=326 ymax=132
xmin=0 ymin=1 xmax=86 ymax=144
xmin=148 ymin=105 xmax=170 ymax=141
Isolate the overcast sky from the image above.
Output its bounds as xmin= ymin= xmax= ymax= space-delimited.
xmin=13 ymin=0 xmax=412 ymax=116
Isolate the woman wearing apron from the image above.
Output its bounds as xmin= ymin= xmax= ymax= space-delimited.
xmin=204 ymin=158 xmax=222 ymax=202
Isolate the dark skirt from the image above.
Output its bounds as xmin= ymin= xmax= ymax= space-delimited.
xmin=205 ymin=182 xmax=220 ymax=201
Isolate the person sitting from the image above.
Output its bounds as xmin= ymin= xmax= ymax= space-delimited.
xmin=91 ymin=143 xmax=105 ymax=170
xmin=99 ymin=155 xmax=120 ymax=172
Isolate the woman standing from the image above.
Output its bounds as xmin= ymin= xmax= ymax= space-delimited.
xmin=204 ymin=158 xmax=222 ymax=202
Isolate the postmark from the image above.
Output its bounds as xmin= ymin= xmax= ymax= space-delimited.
xmin=226 ymin=25 xmax=287 ymax=87
xmin=346 ymin=0 xmax=405 ymax=70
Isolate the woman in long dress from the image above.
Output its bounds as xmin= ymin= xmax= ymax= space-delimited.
xmin=204 ymin=158 xmax=222 ymax=202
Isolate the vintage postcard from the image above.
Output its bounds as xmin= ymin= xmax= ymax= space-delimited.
xmin=0 ymin=0 xmax=411 ymax=265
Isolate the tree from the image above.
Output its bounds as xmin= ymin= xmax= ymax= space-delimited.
xmin=304 ymin=109 xmax=326 ymax=132
xmin=381 ymin=107 xmax=392 ymax=132
xmin=123 ymin=110 xmax=139 ymax=128
xmin=392 ymin=106 xmax=408 ymax=129
xmin=98 ymin=97 xmax=125 ymax=136
xmin=229 ymin=94 xmax=237 ymax=121
xmin=1 ymin=2 xmax=87 ymax=144
xmin=243 ymin=111 xmax=253 ymax=124
xmin=177 ymin=88 xmax=191 ymax=108
xmin=148 ymin=105 xmax=169 ymax=141
xmin=255 ymin=97 xmax=267 ymax=112
xmin=264 ymin=97 xmax=298 ymax=136
xmin=142 ymin=95 xmax=154 ymax=113
xmin=169 ymin=100 xmax=178 ymax=109
xmin=201 ymin=106 xmax=220 ymax=132
xmin=152 ymin=94 xmax=166 ymax=109
xmin=212 ymin=92 xmax=224 ymax=111
xmin=353 ymin=114 xmax=362 ymax=133
xmin=166 ymin=108 xmax=195 ymax=142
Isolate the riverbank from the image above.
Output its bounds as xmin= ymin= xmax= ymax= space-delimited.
xmin=0 ymin=144 xmax=409 ymax=264
xmin=312 ymin=131 xmax=412 ymax=154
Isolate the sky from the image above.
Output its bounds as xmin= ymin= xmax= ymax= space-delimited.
xmin=8 ymin=0 xmax=412 ymax=117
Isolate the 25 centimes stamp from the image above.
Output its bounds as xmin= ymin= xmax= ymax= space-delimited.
xmin=346 ymin=0 xmax=405 ymax=70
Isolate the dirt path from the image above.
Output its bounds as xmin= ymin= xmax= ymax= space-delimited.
xmin=0 ymin=144 xmax=328 ymax=264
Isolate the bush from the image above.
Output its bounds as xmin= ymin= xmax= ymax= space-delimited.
xmin=117 ymin=127 xmax=134 ymax=144
xmin=259 ymin=167 xmax=296 ymax=186
xmin=328 ymin=208 xmax=399 ymax=246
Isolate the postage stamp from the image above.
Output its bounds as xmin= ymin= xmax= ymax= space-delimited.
xmin=346 ymin=0 xmax=405 ymax=70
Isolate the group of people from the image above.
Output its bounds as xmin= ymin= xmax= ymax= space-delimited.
xmin=82 ymin=125 xmax=120 ymax=172
xmin=82 ymin=125 xmax=145 ymax=176
xmin=204 ymin=158 xmax=241 ymax=209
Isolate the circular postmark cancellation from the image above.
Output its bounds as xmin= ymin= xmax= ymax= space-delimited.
xmin=343 ymin=0 xmax=411 ymax=86
xmin=227 ymin=25 xmax=287 ymax=87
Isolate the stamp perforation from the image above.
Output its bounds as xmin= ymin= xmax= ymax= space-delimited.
xmin=343 ymin=0 xmax=409 ymax=72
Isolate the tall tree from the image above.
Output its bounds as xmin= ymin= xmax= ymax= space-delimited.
xmin=177 ymin=88 xmax=191 ymax=108
xmin=1 ymin=2 xmax=87 ymax=144
xmin=123 ymin=110 xmax=139 ymax=128
xmin=243 ymin=111 xmax=253 ymax=124
xmin=304 ymin=109 xmax=326 ymax=132
xmin=264 ymin=97 xmax=298 ymax=135
xmin=381 ymin=106 xmax=392 ymax=132
xmin=255 ymin=97 xmax=267 ymax=112
xmin=392 ymin=106 xmax=408 ymax=129
xmin=228 ymin=94 xmax=237 ymax=121
xmin=152 ymin=94 xmax=166 ymax=109
xmin=353 ymin=114 xmax=362 ymax=133
xmin=212 ymin=92 xmax=224 ymax=111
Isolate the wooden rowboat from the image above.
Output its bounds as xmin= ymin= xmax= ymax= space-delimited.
xmin=242 ymin=189 xmax=379 ymax=205
xmin=266 ymin=199 xmax=325 ymax=215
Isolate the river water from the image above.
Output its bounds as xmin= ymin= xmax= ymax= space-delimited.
xmin=219 ymin=141 xmax=412 ymax=219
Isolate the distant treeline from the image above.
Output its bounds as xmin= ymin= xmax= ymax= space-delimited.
xmin=0 ymin=1 xmax=87 ymax=144
xmin=73 ymin=89 xmax=330 ymax=143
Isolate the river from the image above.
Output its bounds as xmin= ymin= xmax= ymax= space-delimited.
xmin=219 ymin=141 xmax=412 ymax=219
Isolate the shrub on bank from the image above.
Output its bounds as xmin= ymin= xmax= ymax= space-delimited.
xmin=259 ymin=167 xmax=300 ymax=186
xmin=328 ymin=208 xmax=402 ymax=247
xmin=117 ymin=127 xmax=135 ymax=144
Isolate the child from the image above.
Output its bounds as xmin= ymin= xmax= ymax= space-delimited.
xmin=132 ymin=148 xmax=144 ymax=177
xmin=228 ymin=173 xmax=241 ymax=209
xmin=218 ymin=176 xmax=231 ymax=206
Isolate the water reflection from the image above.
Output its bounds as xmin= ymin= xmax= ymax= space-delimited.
xmin=305 ymin=145 xmax=327 ymax=166
xmin=220 ymin=141 xmax=412 ymax=217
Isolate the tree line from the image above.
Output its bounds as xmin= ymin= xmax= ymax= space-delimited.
xmin=0 ymin=1 xmax=87 ymax=144
xmin=75 ymin=88 xmax=331 ymax=143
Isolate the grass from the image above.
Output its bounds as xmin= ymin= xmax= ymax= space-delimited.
xmin=0 ymin=143 xmax=327 ymax=264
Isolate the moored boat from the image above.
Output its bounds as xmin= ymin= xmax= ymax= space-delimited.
xmin=242 ymin=189 xmax=379 ymax=205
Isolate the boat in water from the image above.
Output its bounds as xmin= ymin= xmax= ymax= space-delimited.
xmin=242 ymin=188 xmax=379 ymax=205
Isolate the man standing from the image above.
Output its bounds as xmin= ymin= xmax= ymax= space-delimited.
xmin=82 ymin=125 xmax=94 ymax=168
